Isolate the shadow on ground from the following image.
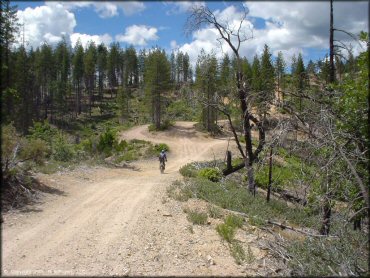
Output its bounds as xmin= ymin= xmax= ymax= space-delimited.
xmin=1 ymin=174 xmax=67 ymax=213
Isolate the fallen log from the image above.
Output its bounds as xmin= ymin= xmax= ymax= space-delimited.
xmin=267 ymin=220 xmax=338 ymax=238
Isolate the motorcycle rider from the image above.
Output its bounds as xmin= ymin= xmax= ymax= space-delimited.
xmin=159 ymin=149 xmax=167 ymax=169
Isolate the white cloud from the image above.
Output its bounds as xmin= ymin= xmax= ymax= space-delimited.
xmin=70 ymin=33 xmax=113 ymax=49
xmin=178 ymin=2 xmax=368 ymax=68
xmin=164 ymin=1 xmax=205 ymax=15
xmin=117 ymin=2 xmax=146 ymax=16
xmin=16 ymin=3 xmax=76 ymax=48
xmin=170 ymin=40 xmax=178 ymax=50
xmin=50 ymin=1 xmax=146 ymax=18
xmin=116 ymin=25 xmax=159 ymax=46
xmin=245 ymin=1 xmax=368 ymax=54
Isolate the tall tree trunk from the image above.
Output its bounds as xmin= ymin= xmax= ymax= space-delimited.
xmin=267 ymin=147 xmax=273 ymax=202
xmin=329 ymin=0 xmax=335 ymax=83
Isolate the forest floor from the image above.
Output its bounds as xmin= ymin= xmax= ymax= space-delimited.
xmin=2 ymin=121 xmax=287 ymax=276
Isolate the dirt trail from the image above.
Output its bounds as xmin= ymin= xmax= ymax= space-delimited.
xmin=2 ymin=121 xmax=277 ymax=276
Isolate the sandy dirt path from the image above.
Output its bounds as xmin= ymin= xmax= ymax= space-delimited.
xmin=2 ymin=121 xmax=277 ymax=276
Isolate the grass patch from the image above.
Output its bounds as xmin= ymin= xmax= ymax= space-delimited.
xmin=167 ymin=180 xmax=193 ymax=202
xmin=225 ymin=214 xmax=244 ymax=228
xmin=255 ymin=147 xmax=317 ymax=191
xmin=174 ymin=177 xmax=320 ymax=230
xmin=186 ymin=210 xmax=208 ymax=225
xmin=246 ymin=245 xmax=255 ymax=264
xmin=208 ymin=205 xmax=223 ymax=219
xmin=216 ymin=223 xmax=236 ymax=242
xmin=230 ymin=241 xmax=246 ymax=265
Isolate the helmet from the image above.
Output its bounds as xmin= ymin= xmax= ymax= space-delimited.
xmin=161 ymin=149 xmax=165 ymax=153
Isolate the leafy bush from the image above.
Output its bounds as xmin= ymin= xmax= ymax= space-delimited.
xmin=167 ymin=100 xmax=196 ymax=120
xmin=20 ymin=138 xmax=50 ymax=165
xmin=115 ymin=139 xmax=128 ymax=152
xmin=186 ymin=210 xmax=208 ymax=225
xmin=53 ymin=133 xmax=75 ymax=162
xmin=2 ymin=123 xmax=20 ymax=166
xmin=198 ymin=167 xmax=222 ymax=182
xmin=97 ymin=129 xmax=117 ymax=156
xmin=154 ymin=143 xmax=169 ymax=152
xmin=216 ymin=223 xmax=235 ymax=242
xmin=27 ymin=120 xmax=57 ymax=143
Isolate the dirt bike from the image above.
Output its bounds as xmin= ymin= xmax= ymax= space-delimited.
xmin=160 ymin=160 xmax=165 ymax=174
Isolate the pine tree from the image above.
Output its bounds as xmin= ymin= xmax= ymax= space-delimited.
xmin=13 ymin=45 xmax=31 ymax=133
xmin=220 ymin=53 xmax=231 ymax=95
xmin=145 ymin=48 xmax=171 ymax=129
xmin=1 ymin=0 xmax=20 ymax=122
xmin=259 ymin=44 xmax=275 ymax=119
xmin=123 ymin=46 xmax=138 ymax=87
xmin=107 ymin=42 xmax=120 ymax=93
xmin=291 ymin=54 xmax=297 ymax=76
xmin=241 ymin=57 xmax=252 ymax=86
xmin=183 ymin=53 xmax=190 ymax=83
xmin=295 ymin=53 xmax=306 ymax=113
xmin=170 ymin=51 xmax=176 ymax=84
xmin=138 ymin=49 xmax=146 ymax=88
xmin=251 ymin=55 xmax=261 ymax=94
xmin=275 ymin=51 xmax=286 ymax=102
xmin=117 ymin=86 xmax=130 ymax=123
xmin=84 ymin=41 xmax=97 ymax=116
xmin=176 ymin=51 xmax=184 ymax=84
xmin=195 ymin=50 xmax=219 ymax=132
xmin=97 ymin=43 xmax=108 ymax=100
xmin=72 ymin=40 xmax=84 ymax=115
xmin=55 ymin=37 xmax=71 ymax=120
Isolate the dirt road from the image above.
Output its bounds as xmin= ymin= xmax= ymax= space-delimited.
xmin=2 ymin=122 xmax=275 ymax=276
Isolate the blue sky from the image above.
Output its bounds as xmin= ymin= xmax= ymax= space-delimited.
xmin=14 ymin=1 xmax=368 ymax=68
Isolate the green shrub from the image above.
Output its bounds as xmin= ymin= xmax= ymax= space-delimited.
xmin=186 ymin=210 xmax=208 ymax=225
xmin=97 ymin=129 xmax=117 ymax=156
xmin=198 ymin=167 xmax=222 ymax=182
xmin=154 ymin=143 xmax=169 ymax=152
xmin=53 ymin=133 xmax=75 ymax=162
xmin=20 ymin=138 xmax=50 ymax=165
xmin=179 ymin=163 xmax=198 ymax=178
xmin=115 ymin=139 xmax=128 ymax=152
xmin=225 ymin=214 xmax=244 ymax=229
xmin=2 ymin=123 xmax=20 ymax=164
xmin=216 ymin=223 xmax=236 ymax=242
xmin=27 ymin=120 xmax=57 ymax=143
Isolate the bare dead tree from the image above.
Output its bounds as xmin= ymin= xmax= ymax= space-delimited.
xmin=186 ymin=4 xmax=264 ymax=195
